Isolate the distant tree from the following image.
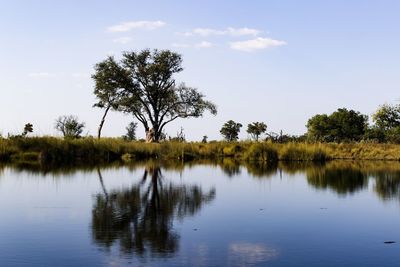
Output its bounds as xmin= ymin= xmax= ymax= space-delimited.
xmin=169 ymin=127 xmax=185 ymax=142
xmin=55 ymin=115 xmax=85 ymax=139
xmin=220 ymin=120 xmax=242 ymax=141
xmin=329 ymin=108 xmax=368 ymax=141
xmin=92 ymin=49 xmax=217 ymax=142
xmin=372 ymin=104 xmax=400 ymax=131
xmin=202 ymin=135 xmax=208 ymax=143
xmin=247 ymin=122 xmax=267 ymax=141
xmin=122 ymin=121 xmax=137 ymax=141
xmin=307 ymin=108 xmax=368 ymax=142
xmin=22 ymin=123 xmax=33 ymax=137
xmin=306 ymin=114 xmax=331 ymax=141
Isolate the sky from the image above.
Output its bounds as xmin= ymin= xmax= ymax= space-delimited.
xmin=1 ymin=0 xmax=400 ymax=141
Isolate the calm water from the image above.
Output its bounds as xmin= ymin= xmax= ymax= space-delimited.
xmin=0 ymin=161 xmax=400 ymax=266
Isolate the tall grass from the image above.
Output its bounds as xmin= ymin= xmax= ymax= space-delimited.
xmin=2 ymin=137 xmax=400 ymax=164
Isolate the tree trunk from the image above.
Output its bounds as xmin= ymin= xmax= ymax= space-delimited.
xmin=97 ymin=168 xmax=109 ymax=202
xmin=97 ymin=106 xmax=111 ymax=139
xmin=146 ymin=128 xmax=155 ymax=143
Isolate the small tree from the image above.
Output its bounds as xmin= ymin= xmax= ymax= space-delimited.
xmin=55 ymin=115 xmax=85 ymax=139
xmin=247 ymin=122 xmax=267 ymax=141
xmin=22 ymin=123 xmax=33 ymax=137
xmin=122 ymin=121 xmax=137 ymax=141
xmin=202 ymin=135 xmax=208 ymax=143
xmin=220 ymin=120 xmax=242 ymax=141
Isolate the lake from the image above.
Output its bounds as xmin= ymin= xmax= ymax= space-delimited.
xmin=0 ymin=160 xmax=399 ymax=266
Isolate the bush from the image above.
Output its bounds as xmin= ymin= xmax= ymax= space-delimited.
xmin=279 ymin=143 xmax=328 ymax=161
xmin=244 ymin=143 xmax=278 ymax=162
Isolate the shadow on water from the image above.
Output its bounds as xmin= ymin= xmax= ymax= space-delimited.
xmin=91 ymin=164 xmax=216 ymax=257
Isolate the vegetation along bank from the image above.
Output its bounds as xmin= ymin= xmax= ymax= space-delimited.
xmin=2 ymin=137 xmax=400 ymax=165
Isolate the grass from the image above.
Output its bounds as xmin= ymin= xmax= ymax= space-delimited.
xmin=2 ymin=136 xmax=400 ymax=165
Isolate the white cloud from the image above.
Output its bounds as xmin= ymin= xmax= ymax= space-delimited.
xmin=112 ymin=37 xmax=132 ymax=44
xmin=230 ymin=37 xmax=287 ymax=52
xmin=28 ymin=72 xmax=51 ymax=78
xmin=195 ymin=41 xmax=213 ymax=48
xmin=107 ymin=20 xmax=166 ymax=32
xmin=193 ymin=28 xmax=226 ymax=36
xmin=227 ymin=27 xmax=260 ymax=36
xmin=181 ymin=27 xmax=260 ymax=37
xmin=171 ymin=43 xmax=191 ymax=48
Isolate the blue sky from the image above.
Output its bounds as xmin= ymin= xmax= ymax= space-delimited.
xmin=1 ymin=0 xmax=400 ymax=140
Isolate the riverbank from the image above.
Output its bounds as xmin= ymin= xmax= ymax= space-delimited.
xmin=1 ymin=137 xmax=400 ymax=164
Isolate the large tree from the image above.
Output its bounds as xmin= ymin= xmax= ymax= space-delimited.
xmin=92 ymin=49 xmax=217 ymax=142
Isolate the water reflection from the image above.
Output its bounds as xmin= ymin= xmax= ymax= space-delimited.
xmin=220 ymin=159 xmax=241 ymax=177
xmin=91 ymin=165 xmax=216 ymax=257
xmin=2 ymin=159 xmax=400 ymax=204
xmin=228 ymin=242 xmax=278 ymax=267
xmin=306 ymin=165 xmax=368 ymax=195
xmin=372 ymin=169 xmax=400 ymax=201
xmin=245 ymin=161 xmax=278 ymax=178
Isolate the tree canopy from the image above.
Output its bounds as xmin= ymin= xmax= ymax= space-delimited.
xmin=306 ymin=108 xmax=368 ymax=142
xmin=92 ymin=49 xmax=217 ymax=142
xmin=372 ymin=104 xmax=400 ymax=131
xmin=247 ymin=122 xmax=267 ymax=141
xmin=55 ymin=115 xmax=85 ymax=139
xmin=22 ymin=123 xmax=33 ymax=137
xmin=220 ymin=120 xmax=242 ymax=141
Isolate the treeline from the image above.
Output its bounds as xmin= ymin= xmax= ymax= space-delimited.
xmin=220 ymin=104 xmax=400 ymax=143
xmin=306 ymin=104 xmax=400 ymax=143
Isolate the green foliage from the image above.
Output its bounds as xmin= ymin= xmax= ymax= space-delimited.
xmin=372 ymin=104 xmax=400 ymax=130
xmin=55 ymin=115 xmax=85 ymax=139
xmin=122 ymin=121 xmax=137 ymax=141
xmin=307 ymin=108 xmax=368 ymax=142
xmin=92 ymin=56 xmax=132 ymax=138
xmin=220 ymin=120 xmax=242 ymax=141
xmin=22 ymin=123 xmax=33 ymax=137
xmin=367 ymin=104 xmax=400 ymax=143
xmin=383 ymin=126 xmax=400 ymax=143
xmin=92 ymin=49 xmax=217 ymax=142
xmin=247 ymin=122 xmax=267 ymax=141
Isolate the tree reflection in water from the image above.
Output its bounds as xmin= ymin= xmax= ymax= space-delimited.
xmin=306 ymin=166 xmax=368 ymax=195
xmin=373 ymin=171 xmax=400 ymax=201
xmin=92 ymin=165 xmax=216 ymax=257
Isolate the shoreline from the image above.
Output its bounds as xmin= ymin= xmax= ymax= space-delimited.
xmin=2 ymin=137 xmax=400 ymax=165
